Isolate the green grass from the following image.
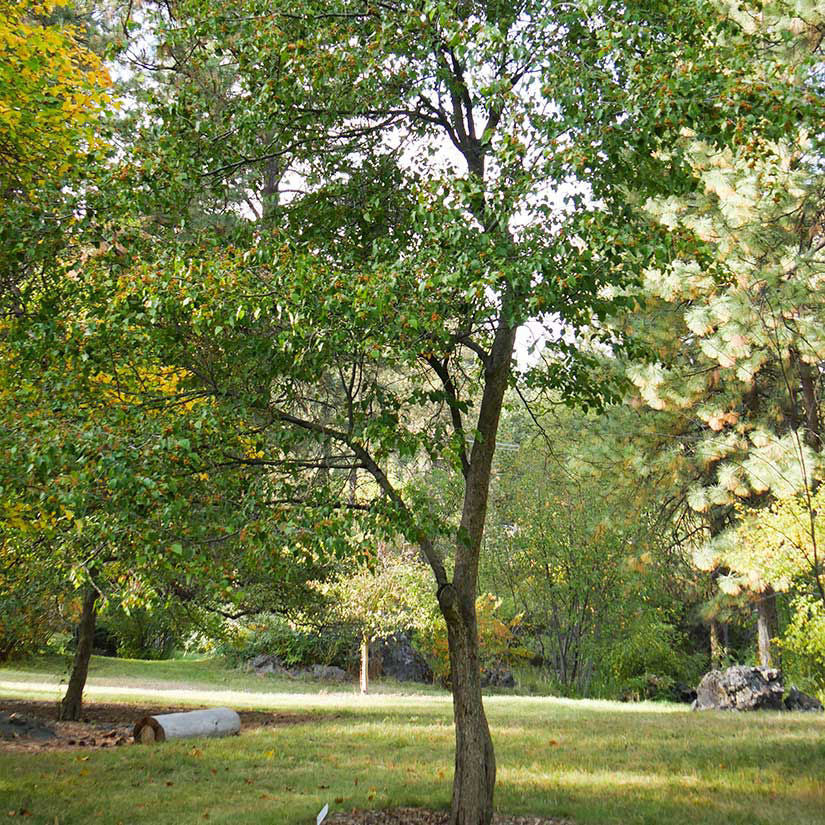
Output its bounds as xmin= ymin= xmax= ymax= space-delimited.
xmin=2 ymin=656 xmax=824 ymax=825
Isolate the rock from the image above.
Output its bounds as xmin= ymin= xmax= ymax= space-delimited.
xmin=292 ymin=664 xmax=348 ymax=682
xmin=695 ymin=665 xmax=784 ymax=711
xmin=310 ymin=664 xmax=348 ymax=682
xmin=375 ymin=634 xmax=433 ymax=684
xmin=248 ymin=653 xmax=287 ymax=675
xmin=784 ymin=686 xmax=824 ymax=713
xmin=0 ymin=712 xmax=56 ymax=741
xmin=481 ymin=666 xmax=516 ymax=689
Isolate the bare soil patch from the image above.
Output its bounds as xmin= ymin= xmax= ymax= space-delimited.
xmin=326 ymin=809 xmax=571 ymax=825
xmin=0 ymin=698 xmax=315 ymax=752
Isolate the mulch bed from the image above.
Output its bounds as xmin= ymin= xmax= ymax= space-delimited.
xmin=0 ymin=698 xmax=314 ymax=752
xmin=326 ymin=809 xmax=572 ymax=825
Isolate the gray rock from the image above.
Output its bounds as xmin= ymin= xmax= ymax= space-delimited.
xmin=481 ymin=665 xmax=516 ymax=689
xmin=309 ymin=664 xmax=348 ymax=682
xmin=249 ymin=653 xmax=286 ymax=675
xmin=0 ymin=712 xmax=56 ymax=741
xmin=695 ymin=665 xmax=784 ymax=711
xmin=375 ymin=634 xmax=432 ymax=684
xmin=784 ymin=686 xmax=824 ymax=712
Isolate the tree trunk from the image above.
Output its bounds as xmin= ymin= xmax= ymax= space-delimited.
xmin=709 ymin=619 xmax=724 ymax=668
xmin=756 ymin=586 xmax=779 ymax=668
xmin=434 ymin=308 xmax=514 ymax=825
xmin=796 ymin=355 xmax=821 ymax=451
xmin=440 ymin=588 xmax=495 ymax=825
xmin=59 ymin=586 xmax=97 ymax=721
xmin=360 ymin=634 xmax=369 ymax=694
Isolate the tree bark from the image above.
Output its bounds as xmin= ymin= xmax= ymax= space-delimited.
xmin=709 ymin=619 xmax=724 ymax=668
xmin=360 ymin=634 xmax=369 ymax=694
xmin=134 ymin=707 xmax=240 ymax=742
xmin=756 ymin=586 xmax=779 ymax=668
xmin=433 ymin=309 xmax=514 ymax=825
xmin=440 ymin=586 xmax=495 ymax=825
xmin=796 ymin=355 xmax=821 ymax=451
xmin=59 ymin=586 xmax=97 ymax=721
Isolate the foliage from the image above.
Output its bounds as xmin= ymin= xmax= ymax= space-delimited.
xmin=416 ymin=593 xmax=528 ymax=686
xmin=726 ymin=489 xmax=825 ymax=600
xmin=321 ymin=549 xmax=436 ymax=642
xmin=98 ymin=604 xmax=182 ymax=660
xmin=600 ymin=616 xmax=706 ymax=702
xmin=0 ymin=0 xmax=110 ymax=197
xmin=0 ymin=0 xmax=112 ymax=321
xmin=564 ymin=0 xmax=825 ymax=668
xmin=0 ymin=543 xmax=64 ymax=661
xmin=217 ymin=614 xmax=357 ymax=670
xmin=479 ymin=403 xmax=710 ymax=696
xmin=779 ymin=594 xmax=825 ymax=695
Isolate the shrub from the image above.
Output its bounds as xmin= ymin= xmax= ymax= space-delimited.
xmin=778 ymin=595 xmax=825 ymax=699
xmin=415 ymin=593 xmax=529 ymax=686
xmin=98 ymin=605 xmax=179 ymax=660
xmin=216 ymin=614 xmax=359 ymax=670
xmin=600 ymin=616 xmax=706 ymax=701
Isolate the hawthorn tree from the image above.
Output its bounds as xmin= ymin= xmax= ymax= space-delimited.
xmin=6 ymin=0 xmax=750 ymax=818
xmin=79 ymin=0 xmax=651 ymax=820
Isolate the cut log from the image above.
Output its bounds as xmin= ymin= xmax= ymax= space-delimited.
xmin=133 ymin=708 xmax=240 ymax=743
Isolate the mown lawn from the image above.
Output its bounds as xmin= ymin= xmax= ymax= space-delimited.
xmin=1 ymin=657 xmax=823 ymax=825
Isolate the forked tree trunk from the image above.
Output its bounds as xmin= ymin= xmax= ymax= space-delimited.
xmin=59 ymin=586 xmax=97 ymax=721
xmin=441 ymin=593 xmax=495 ymax=825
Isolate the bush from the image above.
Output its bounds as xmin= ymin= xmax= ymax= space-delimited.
xmin=216 ymin=614 xmax=359 ymax=670
xmin=98 ymin=604 xmax=187 ymax=660
xmin=415 ymin=593 xmax=529 ymax=686
xmin=779 ymin=595 xmax=825 ymax=699
xmin=0 ymin=590 xmax=62 ymax=661
xmin=599 ymin=616 xmax=706 ymax=701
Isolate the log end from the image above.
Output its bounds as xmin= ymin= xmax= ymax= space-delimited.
xmin=133 ymin=716 xmax=165 ymax=744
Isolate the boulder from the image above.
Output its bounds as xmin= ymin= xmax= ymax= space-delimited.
xmin=694 ymin=665 xmax=784 ymax=711
xmin=784 ymin=686 xmax=824 ymax=713
xmin=481 ymin=665 xmax=516 ymax=689
xmin=309 ymin=664 xmax=348 ymax=682
xmin=0 ymin=712 xmax=56 ymax=741
xmin=248 ymin=653 xmax=287 ymax=675
xmin=374 ymin=634 xmax=432 ymax=684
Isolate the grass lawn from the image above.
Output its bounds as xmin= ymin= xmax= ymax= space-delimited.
xmin=1 ymin=656 xmax=823 ymax=825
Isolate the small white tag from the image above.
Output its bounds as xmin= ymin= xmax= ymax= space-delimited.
xmin=317 ymin=803 xmax=329 ymax=825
